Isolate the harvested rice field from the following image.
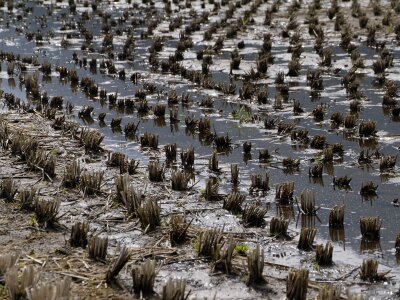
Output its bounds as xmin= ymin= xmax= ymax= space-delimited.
xmin=0 ymin=0 xmax=400 ymax=298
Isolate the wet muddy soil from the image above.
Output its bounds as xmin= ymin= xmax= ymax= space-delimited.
xmin=1 ymin=0 xmax=400 ymax=298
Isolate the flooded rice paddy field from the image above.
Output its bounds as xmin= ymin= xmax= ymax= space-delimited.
xmin=1 ymin=0 xmax=400 ymax=298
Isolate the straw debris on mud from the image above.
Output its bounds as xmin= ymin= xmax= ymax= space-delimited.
xmin=1 ymin=0 xmax=400 ymax=297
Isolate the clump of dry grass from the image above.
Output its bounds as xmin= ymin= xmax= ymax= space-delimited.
xmin=243 ymin=141 xmax=252 ymax=153
xmin=198 ymin=117 xmax=211 ymax=134
xmin=214 ymin=134 xmax=232 ymax=151
xmin=250 ymin=173 xmax=270 ymax=192
xmin=287 ymin=58 xmax=301 ymax=76
xmin=395 ymin=233 xmax=400 ymax=254
xmin=317 ymin=284 xmax=342 ymax=300
xmin=379 ymin=155 xmax=397 ymax=171
xmin=344 ymin=114 xmax=357 ymax=129
xmin=359 ymin=120 xmax=377 ymax=137
xmin=242 ymin=203 xmax=268 ymax=227
xmin=170 ymin=214 xmax=191 ymax=246
xmin=333 ymin=176 xmax=352 ymax=188
xmin=259 ymin=149 xmax=271 ymax=161
xmin=127 ymin=159 xmax=139 ymax=175
xmin=148 ymin=161 xmax=165 ymax=182
xmin=26 ymin=277 xmax=71 ymax=300
xmin=10 ymin=133 xmax=38 ymax=160
xmin=70 ymin=222 xmax=89 ymax=248
xmin=88 ymin=236 xmax=108 ymax=261
xmin=212 ymin=236 xmax=237 ymax=274
xmin=80 ymin=171 xmax=104 ymax=196
xmin=287 ymin=269 xmax=309 ymax=300
xmin=0 ymin=253 xmax=19 ymax=276
xmin=298 ymin=227 xmax=316 ymax=251
xmin=26 ymin=149 xmax=56 ymax=180
xmin=276 ymin=181 xmax=295 ymax=204
xmin=5 ymin=266 xmax=38 ymax=300
xmin=115 ymin=174 xmax=143 ymax=215
xmin=0 ymin=177 xmax=18 ymax=202
xmin=196 ymin=227 xmax=223 ymax=258
xmin=62 ymin=160 xmax=81 ymax=188
xmin=223 ymin=191 xmax=245 ymax=214
xmin=360 ymin=181 xmax=378 ymax=196
xmin=270 ymin=217 xmax=289 ymax=238
xmin=315 ymin=242 xmax=333 ymax=266
xmin=114 ymin=173 xmax=130 ymax=203
xmin=18 ymin=187 xmax=37 ymax=211
xmin=181 ymin=146 xmax=195 ymax=168
xmin=106 ymin=247 xmax=131 ymax=284
xmin=0 ymin=118 xmax=9 ymax=149
xmin=322 ymin=147 xmax=334 ymax=163
xmin=329 ymin=205 xmax=345 ymax=228
xmin=290 ymin=129 xmax=309 ymax=143
xmin=34 ymin=198 xmax=60 ymax=227
xmin=282 ymin=157 xmax=300 ymax=170
xmin=80 ymin=129 xmax=104 ymax=152
xmin=165 ymin=143 xmax=177 ymax=161
xmin=162 ymin=278 xmax=188 ymax=300
xmin=124 ymin=121 xmax=140 ymax=136
xmin=309 ymin=162 xmax=323 ymax=178
xmin=310 ymin=135 xmax=326 ymax=149
xmin=107 ymin=152 xmax=126 ymax=168
xmin=245 ymin=243 xmax=265 ymax=285
xmin=231 ymin=164 xmax=239 ymax=185
xmin=131 ymin=259 xmax=158 ymax=295
xmin=140 ymin=132 xmax=159 ymax=149
xmin=137 ymin=200 xmax=161 ymax=232
xmin=208 ymin=151 xmax=220 ymax=172
xmin=171 ymin=169 xmax=191 ymax=191
xmin=299 ymin=189 xmax=318 ymax=215
xmin=204 ymin=178 xmax=222 ymax=201
xmin=359 ymin=259 xmax=388 ymax=282
xmin=360 ymin=217 xmax=382 ymax=240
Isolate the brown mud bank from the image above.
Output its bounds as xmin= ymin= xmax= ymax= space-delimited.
xmin=0 ymin=108 xmax=397 ymax=299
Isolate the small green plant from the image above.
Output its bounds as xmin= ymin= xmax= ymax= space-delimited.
xmin=30 ymin=216 xmax=38 ymax=227
xmin=232 ymin=106 xmax=252 ymax=123
xmin=235 ymin=244 xmax=248 ymax=256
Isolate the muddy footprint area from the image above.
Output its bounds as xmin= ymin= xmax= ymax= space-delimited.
xmin=0 ymin=0 xmax=400 ymax=299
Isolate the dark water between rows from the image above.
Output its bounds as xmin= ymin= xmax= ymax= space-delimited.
xmin=0 ymin=0 xmax=399 ymax=278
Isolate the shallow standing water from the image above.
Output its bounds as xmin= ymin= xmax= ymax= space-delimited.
xmin=0 ymin=0 xmax=400 ymax=296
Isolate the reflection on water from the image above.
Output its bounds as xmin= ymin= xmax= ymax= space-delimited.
xmin=360 ymin=239 xmax=382 ymax=256
xmin=0 ymin=0 xmax=399 ymax=274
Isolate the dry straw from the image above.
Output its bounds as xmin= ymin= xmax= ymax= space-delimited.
xmin=315 ymin=242 xmax=333 ymax=266
xmin=80 ymin=171 xmax=104 ymax=196
xmin=245 ymin=243 xmax=265 ymax=285
xmin=88 ymin=236 xmax=108 ymax=261
xmin=242 ymin=203 xmax=268 ymax=227
xmin=329 ymin=205 xmax=345 ymax=228
xmin=0 ymin=177 xmax=18 ymax=202
xmin=162 ymin=278 xmax=188 ymax=300
xmin=287 ymin=268 xmax=309 ymax=300
xmin=223 ymin=191 xmax=245 ymax=214
xmin=27 ymin=277 xmax=71 ymax=300
xmin=106 ymin=247 xmax=131 ymax=283
xmin=137 ymin=200 xmax=161 ymax=232
xmin=70 ymin=222 xmax=89 ymax=248
xmin=5 ymin=266 xmax=38 ymax=300
xmin=270 ymin=217 xmax=289 ymax=238
xmin=360 ymin=217 xmax=382 ymax=240
xmin=131 ymin=259 xmax=158 ymax=295
xmin=298 ymin=227 xmax=316 ymax=251
xmin=276 ymin=181 xmax=295 ymax=204
xmin=169 ymin=214 xmax=191 ymax=245
xmin=34 ymin=198 xmax=60 ymax=227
